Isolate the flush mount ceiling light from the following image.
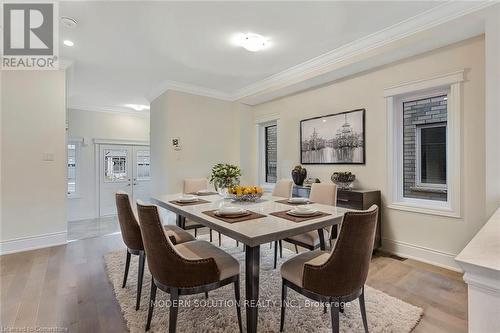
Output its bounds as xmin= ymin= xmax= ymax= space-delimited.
xmin=63 ymin=40 xmax=74 ymax=47
xmin=232 ymin=33 xmax=270 ymax=52
xmin=124 ymin=104 xmax=150 ymax=111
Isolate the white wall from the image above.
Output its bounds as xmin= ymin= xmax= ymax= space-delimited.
xmin=67 ymin=109 xmax=149 ymax=221
xmin=1 ymin=70 xmax=67 ymax=254
xmin=243 ymin=36 xmax=486 ymax=271
xmin=150 ymin=90 xmax=239 ymax=196
xmin=485 ymin=5 xmax=500 ymax=217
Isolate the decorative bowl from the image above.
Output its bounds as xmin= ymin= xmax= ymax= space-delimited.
xmin=228 ymin=193 xmax=263 ymax=202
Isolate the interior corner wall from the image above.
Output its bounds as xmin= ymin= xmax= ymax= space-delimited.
xmin=66 ymin=109 xmax=150 ymax=221
xmin=245 ymin=36 xmax=486 ymax=271
xmin=485 ymin=4 xmax=500 ymax=217
xmin=1 ymin=70 xmax=67 ymax=254
xmin=150 ymin=90 xmax=239 ymax=196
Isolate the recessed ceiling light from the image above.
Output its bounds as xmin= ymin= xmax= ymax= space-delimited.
xmin=63 ymin=40 xmax=74 ymax=47
xmin=124 ymin=104 xmax=150 ymax=111
xmin=61 ymin=16 xmax=78 ymax=29
xmin=232 ymin=33 xmax=270 ymax=52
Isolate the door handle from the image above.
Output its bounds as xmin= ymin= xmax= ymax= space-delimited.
xmin=127 ymin=184 xmax=131 ymax=186
xmin=133 ymin=183 xmax=137 ymax=186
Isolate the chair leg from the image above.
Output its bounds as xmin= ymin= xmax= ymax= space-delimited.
xmin=330 ymin=299 xmax=340 ymax=333
xmin=210 ymin=229 xmax=213 ymax=242
xmin=136 ymin=251 xmax=146 ymax=310
xmin=205 ymin=291 xmax=208 ymax=299
xmin=279 ymin=240 xmax=283 ymax=258
xmin=294 ymin=244 xmax=299 ymax=254
xmin=270 ymin=242 xmax=272 ymax=249
xmin=359 ymin=287 xmax=369 ymax=333
xmin=280 ymin=280 xmax=287 ymax=332
xmin=145 ymin=277 xmax=157 ymax=331
xmin=273 ymin=241 xmax=278 ymax=269
xmin=122 ymin=250 xmax=131 ymax=288
xmin=234 ymin=279 xmax=243 ymax=333
xmin=194 ymin=228 xmax=198 ymax=238
xmin=169 ymin=288 xmax=179 ymax=333
xmin=218 ymin=232 xmax=221 ymax=246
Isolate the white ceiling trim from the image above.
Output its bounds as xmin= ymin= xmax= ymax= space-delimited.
xmin=144 ymin=1 xmax=494 ymax=105
xmin=145 ymin=79 xmax=233 ymax=103
xmin=69 ymin=105 xmax=150 ymax=117
xmin=230 ymin=1 xmax=493 ymax=101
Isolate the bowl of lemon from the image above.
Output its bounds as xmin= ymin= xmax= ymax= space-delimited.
xmin=228 ymin=185 xmax=264 ymax=202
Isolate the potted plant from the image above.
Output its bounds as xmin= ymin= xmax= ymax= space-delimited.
xmin=291 ymin=165 xmax=307 ymax=186
xmin=331 ymin=171 xmax=356 ymax=190
xmin=209 ymin=163 xmax=242 ymax=197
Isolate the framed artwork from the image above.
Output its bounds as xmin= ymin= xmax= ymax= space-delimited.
xmin=300 ymin=109 xmax=365 ymax=164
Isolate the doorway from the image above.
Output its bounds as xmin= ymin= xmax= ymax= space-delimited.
xmin=98 ymin=144 xmax=151 ymax=216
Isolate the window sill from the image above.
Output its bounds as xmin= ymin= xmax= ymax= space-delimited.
xmin=387 ymin=202 xmax=461 ymax=218
xmin=67 ymin=195 xmax=82 ymax=199
xmin=410 ymin=186 xmax=447 ymax=194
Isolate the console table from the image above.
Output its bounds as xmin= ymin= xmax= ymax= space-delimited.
xmin=292 ymin=185 xmax=382 ymax=249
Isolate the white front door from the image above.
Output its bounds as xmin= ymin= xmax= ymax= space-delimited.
xmin=99 ymin=144 xmax=151 ymax=216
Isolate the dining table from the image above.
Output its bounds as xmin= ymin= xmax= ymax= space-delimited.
xmin=151 ymin=193 xmax=349 ymax=333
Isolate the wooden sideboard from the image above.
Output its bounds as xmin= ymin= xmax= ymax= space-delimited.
xmin=292 ymin=185 xmax=382 ymax=249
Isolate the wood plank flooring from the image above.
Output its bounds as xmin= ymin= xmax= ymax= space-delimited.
xmin=0 ymin=232 xmax=467 ymax=332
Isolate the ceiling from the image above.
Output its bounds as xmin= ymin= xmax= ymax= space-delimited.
xmin=60 ymin=1 xmax=446 ymax=112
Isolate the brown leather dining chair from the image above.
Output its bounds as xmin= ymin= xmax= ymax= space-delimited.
xmin=279 ymin=205 xmax=378 ymax=333
xmin=115 ymin=191 xmax=195 ymax=310
xmin=136 ymin=201 xmax=242 ymax=333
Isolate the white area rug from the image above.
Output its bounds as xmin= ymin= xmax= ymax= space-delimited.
xmin=104 ymin=235 xmax=423 ymax=332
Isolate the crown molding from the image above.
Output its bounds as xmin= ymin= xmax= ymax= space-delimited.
xmin=145 ymin=79 xmax=233 ymax=103
xmin=139 ymin=1 xmax=497 ymax=107
xmin=69 ymin=105 xmax=150 ymax=117
xmin=231 ymin=1 xmax=494 ymax=102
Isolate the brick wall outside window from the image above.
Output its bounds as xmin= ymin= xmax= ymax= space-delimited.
xmin=403 ymin=95 xmax=447 ymax=201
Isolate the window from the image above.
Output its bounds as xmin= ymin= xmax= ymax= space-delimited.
xmin=67 ymin=142 xmax=80 ymax=197
xmin=416 ymin=123 xmax=447 ymax=188
xmin=385 ymin=70 xmax=463 ymax=217
xmin=265 ymin=125 xmax=277 ymax=183
xmin=136 ymin=150 xmax=151 ymax=180
xmin=402 ymin=95 xmax=448 ymax=202
xmin=104 ymin=149 xmax=128 ymax=182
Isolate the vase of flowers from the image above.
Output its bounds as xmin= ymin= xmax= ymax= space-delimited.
xmin=331 ymin=171 xmax=355 ymax=190
xmin=209 ymin=163 xmax=242 ymax=197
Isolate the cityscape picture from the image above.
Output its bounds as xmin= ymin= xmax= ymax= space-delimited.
xmin=300 ymin=109 xmax=365 ymax=164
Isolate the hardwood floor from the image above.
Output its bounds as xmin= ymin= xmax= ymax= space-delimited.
xmin=0 ymin=232 xmax=467 ymax=332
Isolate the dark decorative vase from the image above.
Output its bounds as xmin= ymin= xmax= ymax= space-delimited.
xmin=291 ymin=165 xmax=307 ymax=186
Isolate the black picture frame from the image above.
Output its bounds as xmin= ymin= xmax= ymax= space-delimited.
xmin=300 ymin=109 xmax=366 ymax=165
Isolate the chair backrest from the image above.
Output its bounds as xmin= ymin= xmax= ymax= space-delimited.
xmin=136 ymin=201 xmax=220 ymax=288
xmin=309 ymin=183 xmax=337 ymax=206
xmin=272 ymin=179 xmax=293 ymax=198
xmin=302 ymin=205 xmax=378 ymax=297
xmin=115 ymin=191 xmax=143 ymax=251
xmin=183 ymin=178 xmax=209 ymax=194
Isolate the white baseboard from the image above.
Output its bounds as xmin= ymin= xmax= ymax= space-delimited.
xmin=0 ymin=231 xmax=67 ymax=255
xmin=382 ymin=238 xmax=463 ymax=272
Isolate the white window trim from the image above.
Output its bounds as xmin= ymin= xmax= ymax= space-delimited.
xmin=415 ymin=122 xmax=448 ymax=190
xmin=385 ymin=70 xmax=463 ymax=218
xmin=67 ymin=138 xmax=82 ymax=199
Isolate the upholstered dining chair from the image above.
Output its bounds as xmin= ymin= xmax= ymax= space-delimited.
xmin=270 ymin=179 xmax=294 ymax=263
xmin=181 ymin=178 xmax=222 ymax=244
xmin=279 ymin=205 xmax=378 ymax=333
xmin=273 ymin=183 xmax=338 ymax=268
xmin=272 ymin=179 xmax=294 ymax=198
xmin=115 ymin=191 xmax=195 ymax=310
xmin=136 ymin=201 xmax=242 ymax=333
